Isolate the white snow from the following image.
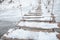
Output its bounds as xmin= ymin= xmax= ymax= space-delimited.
xmin=0 ymin=0 xmax=60 ymax=22
xmin=0 ymin=0 xmax=59 ymax=22
xmin=3 ymin=29 xmax=59 ymax=40
xmin=8 ymin=28 xmax=15 ymax=33
xmin=22 ymin=16 xmax=52 ymax=21
xmin=0 ymin=0 xmax=37 ymax=21
xmin=0 ymin=0 xmax=37 ymax=10
xmin=18 ymin=22 xmax=58 ymax=29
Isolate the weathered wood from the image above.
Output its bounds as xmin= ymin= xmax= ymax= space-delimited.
xmin=24 ymin=13 xmax=42 ymax=16
xmin=16 ymin=25 xmax=55 ymax=32
xmin=1 ymin=36 xmax=33 ymax=40
xmin=56 ymin=34 xmax=60 ymax=40
xmin=20 ymin=19 xmax=52 ymax=23
xmin=57 ymin=22 xmax=60 ymax=27
xmin=22 ymin=17 xmax=44 ymax=19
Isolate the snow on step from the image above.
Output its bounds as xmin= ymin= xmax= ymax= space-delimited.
xmin=22 ymin=17 xmax=44 ymax=19
xmin=18 ymin=22 xmax=58 ymax=29
xmin=22 ymin=16 xmax=44 ymax=20
xmin=22 ymin=16 xmax=52 ymax=21
xmin=25 ymin=14 xmax=40 ymax=16
xmin=3 ymin=29 xmax=59 ymax=40
xmin=23 ymin=16 xmax=43 ymax=18
xmin=24 ymin=13 xmax=51 ymax=16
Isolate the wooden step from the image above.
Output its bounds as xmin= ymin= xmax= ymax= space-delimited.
xmin=23 ymin=16 xmax=44 ymax=18
xmin=20 ymin=19 xmax=52 ymax=22
xmin=22 ymin=16 xmax=51 ymax=21
xmin=22 ymin=16 xmax=44 ymax=19
xmin=24 ymin=14 xmax=41 ymax=16
xmin=23 ymin=16 xmax=43 ymax=17
xmin=17 ymin=26 xmax=54 ymax=32
xmin=29 ymin=13 xmax=41 ymax=14
xmin=24 ymin=13 xmax=41 ymax=16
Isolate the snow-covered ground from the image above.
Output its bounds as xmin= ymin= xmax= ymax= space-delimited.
xmin=0 ymin=0 xmax=60 ymax=22
xmin=0 ymin=0 xmax=60 ymax=40
xmin=3 ymin=29 xmax=59 ymax=40
xmin=0 ymin=0 xmax=37 ymax=22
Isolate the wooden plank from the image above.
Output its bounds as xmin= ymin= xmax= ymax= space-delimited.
xmin=24 ymin=13 xmax=42 ymax=16
xmin=20 ymin=19 xmax=52 ymax=22
xmin=17 ymin=26 xmax=54 ymax=32
xmin=23 ymin=16 xmax=44 ymax=17
xmin=22 ymin=16 xmax=44 ymax=19
xmin=2 ymin=36 xmax=33 ymax=40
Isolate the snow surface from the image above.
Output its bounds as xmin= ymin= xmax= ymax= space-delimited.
xmin=22 ymin=16 xmax=52 ymax=21
xmin=3 ymin=29 xmax=59 ymax=40
xmin=18 ymin=22 xmax=58 ymax=29
xmin=0 ymin=0 xmax=60 ymax=22
xmin=0 ymin=0 xmax=38 ymax=21
xmin=0 ymin=0 xmax=37 ymax=10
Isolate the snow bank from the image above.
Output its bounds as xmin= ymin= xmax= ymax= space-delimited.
xmin=3 ymin=29 xmax=59 ymax=40
xmin=18 ymin=22 xmax=58 ymax=29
